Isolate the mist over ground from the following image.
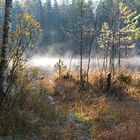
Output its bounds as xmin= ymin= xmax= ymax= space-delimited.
xmin=30 ymin=52 xmax=140 ymax=74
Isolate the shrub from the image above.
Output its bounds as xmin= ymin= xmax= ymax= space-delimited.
xmin=116 ymin=73 xmax=132 ymax=86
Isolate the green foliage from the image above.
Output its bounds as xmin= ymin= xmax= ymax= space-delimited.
xmin=116 ymin=73 xmax=132 ymax=85
xmin=98 ymin=2 xmax=140 ymax=71
xmin=119 ymin=2 xmax=140 ymax=43
xmin=76 ymin=0 xmax=88 ymax=13
xmin=1 ymin=12 xmax=43 ymax=111
xmin=12 ymin=13 xmax=43 ymax=43
xmin=55 ymin=59 xmax=67 ymax=78
xmin=99 ymin=2 xmax=140 ymax=49
xmin=98 ymin=22 xmax=112 ymax=49
xmin=9 ymin=12 xmax=43 ymax=78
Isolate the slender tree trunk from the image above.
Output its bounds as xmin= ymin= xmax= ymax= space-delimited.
xmin=69 ymin=53 xmax=74 ymax=74
xmin=0 ymin=0 xmax=13 ymax=104
xmin=80 ymin=2 xmax=83 ymax=87
xmin=103 ymin=46 xmax=107 ymax=73
xmin=58 ymin=59 xmax=61 ymax=78
xmin=118 ymin=13 xmax=121 ymax=69
xmin=105 ymin=42 xmax=109 ymax=73
xmin=96 ymin=43 xmax=101 ymax=73
xmin=109 ymin=37 xmax=115 ymax=76
xmin=118 ymin=41 xmax=121 ymax=68
xmin=110 ymin=34 xmax=115 ymax=76
xmin=87 ymin=32 xmax=94 ymax=83
xmin=38 ymin=0 xmax=44 ymax=27
xmin=125 ymin=45 xmax=127 ymax=57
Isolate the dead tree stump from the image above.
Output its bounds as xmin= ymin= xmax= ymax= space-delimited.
xmin=107 ymin=72 xmax=111 ymax=95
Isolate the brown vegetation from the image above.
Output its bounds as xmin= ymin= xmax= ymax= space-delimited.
xmin=1 ymin=68 xmax=140 ymax=139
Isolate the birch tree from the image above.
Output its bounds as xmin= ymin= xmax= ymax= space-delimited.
xmin=0 ymin=0 xmax=13 ymax=104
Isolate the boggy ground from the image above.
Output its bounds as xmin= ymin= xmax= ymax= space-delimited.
xmin=1 ymin=69 xmax=140 ymax=140
xmin=33 ymin=69 xmax=140 ymax=140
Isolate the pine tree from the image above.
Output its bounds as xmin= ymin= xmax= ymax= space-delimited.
xmin=118 ymin=2 xmax=140 ymax=57
xmin=44 ymin=0 xmax=52 ymax=44
xmin=98 ymin=22 xmax=113 ymax=71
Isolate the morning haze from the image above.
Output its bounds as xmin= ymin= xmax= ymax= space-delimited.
xmin=0 ymin=0 xmax=140 ymax=139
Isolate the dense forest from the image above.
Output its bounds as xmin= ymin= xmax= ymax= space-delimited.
xmin=1 ymin=0 xmax=140 ymax=54
xmin=0 ymin=0 xmax=140 ymax=140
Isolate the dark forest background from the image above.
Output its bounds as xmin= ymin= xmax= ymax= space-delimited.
xmin=0 ymin=0 xmax=139 ymax=55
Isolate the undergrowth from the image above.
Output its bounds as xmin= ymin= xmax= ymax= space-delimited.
xmin=1 ymin=69 xmax=140 ymax=139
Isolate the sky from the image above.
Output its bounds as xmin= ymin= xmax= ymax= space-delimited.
xmin=18 ymin=0 xmax=100 ymax=5
xmin=41 ymin=0 xmax=100 ymax=4
xmin=54 ymin=0 xmax=100 ymax=3
xmin=18 ymin=0 xmax=100 ymax=9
